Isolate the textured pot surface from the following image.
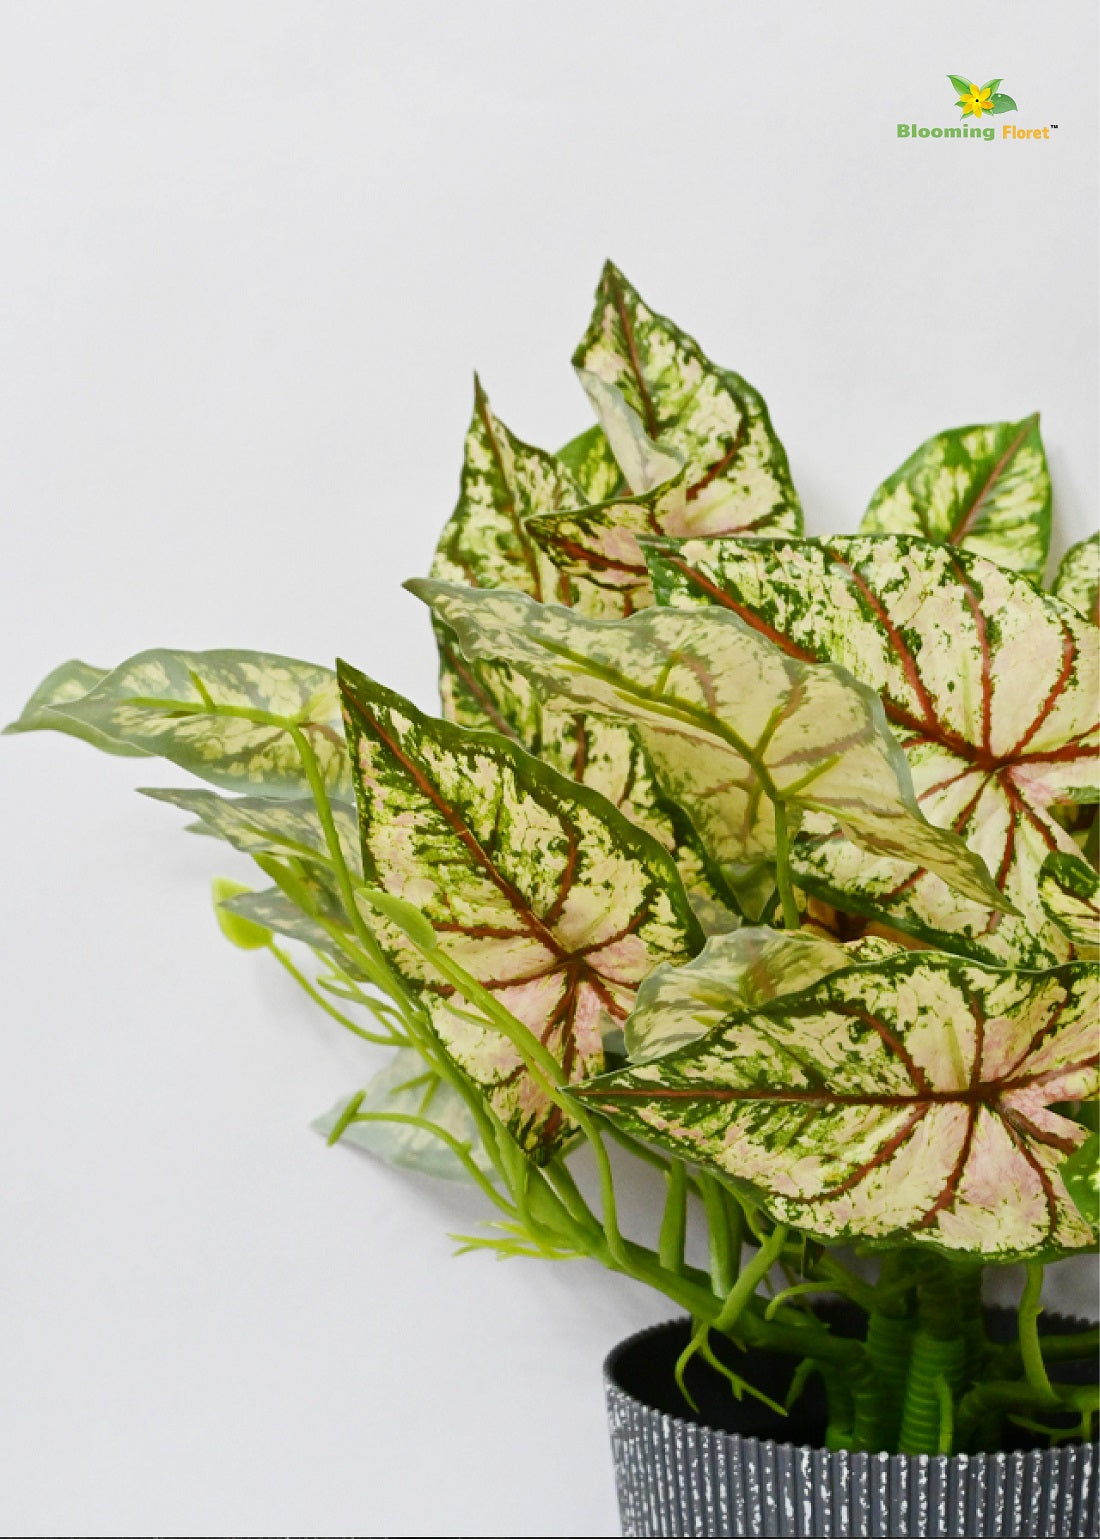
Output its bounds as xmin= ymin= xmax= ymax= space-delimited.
xmin=605 ymin=1319 xmax=1099 ymax=1538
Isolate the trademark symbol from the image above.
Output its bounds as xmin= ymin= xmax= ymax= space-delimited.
xmin=1051 ymin=123 xmax=1059 ymax=128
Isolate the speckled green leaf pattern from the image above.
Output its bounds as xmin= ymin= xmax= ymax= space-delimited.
xmin=624 ymin=926 xmax=899 ymax=1063
xmin=430 ymin=377 xmax=583 ymax=607
xmin=140 ymin=786 xmax=362 ymax=874
xmin=429 ymin=379 xmax=585 ymax=732
xmin=573 ymin=262 xmax=801 ymax=533
xmin=555 ymin=422 xmax=624 ymax=504
xmin=1038 ymin=852 xmax=1100 ymax=956
xmin=31 ymin=649 xmax=351 ymax=798
xmin=4 ymin=659 xmax=151 ymax=756
xmin=648 ymin=535 xmax=1099 ymax=966
xmin=338 ymin=663 xmax=702 ymax=1161
xmin=860 ymin=416 xmax=1051 ymax=581
xmin=579 ymin=953 xmax=1099 ymax=1259
xmin=412 ymin=582 xmax=1006 ymax=912
xmin=313 ymin=1049 xmax=497 ymax=1184
xmin=219 ymin=885 xmax=356 ymax=963
xmin=1052 ymin=533 xmax=1100 ymax=626
xmin=525 ymin=479 xmax=689 ymax=618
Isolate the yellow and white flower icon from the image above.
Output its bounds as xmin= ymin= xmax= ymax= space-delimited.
xmin=948 ymin=75 xmax=1017 ymax=117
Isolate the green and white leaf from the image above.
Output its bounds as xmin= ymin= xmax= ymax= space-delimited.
xmin=576 ymin=370 xmax=684 ymax=495
xmin=578 ymin=952 xmax=1099 ymax=1260
xmin=647 ymin=534 xmax=1099 ymax=966
xmin=1052 ymin=532 xmax=1100 ymax=625
xmin=219 ymin=885 xmax=356 ymax=962
xmin=860 ymin=416 xmax=1051 ymax=580
xmin=4 ymin=659 xmax=151 ymax=756
xmin=429 ymin=379 xmax=588 ymax=731
xmin=625 ymin=926 xmax=900 ymax=1062
xmin=573 ymin=262 xmax=802 ymax=533
xmin=140 ymin=786 xmax=361 ymax=874
xmin=29 ymin=649 xmax=351 ymax=798
xmin=313 ymin=1048 xmax=497 ymax=1184
xmin=212 ymin=877 xmax=273 ymax=950
xmin=1038 ymin=852 xmax=1100 ymax=956
xmin=412 ymin=581 xmax=1006 ymax=911
xmin=338 ymin=663 xmax=702 ymax=1161
xmin=555 ymin=422 xmax=624 ymax=503
xmin=991 ymin=94 xmax=1017 ymax=114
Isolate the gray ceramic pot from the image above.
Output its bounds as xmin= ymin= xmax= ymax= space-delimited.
xmin=605 ymin=1319 xmax=1098 ymax=1538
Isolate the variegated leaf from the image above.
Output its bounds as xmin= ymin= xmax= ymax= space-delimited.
xmin=4 ymin=659 xmax=151 ymax=756
xmin=573 ymin=262 xmax=802 ymax=533
xmin=337 ymin=663 xmax=702 ymax=1161
xmin=313 ymin=1048 xmax=497 ymax=1184
xmin=26 ymin=649 xmax=351 ymax=798
xmin=860 ymin=416 xmax=1051 ymax=581
xmin=434 ymin=601 xmax=741 ymax=930
xmin=576 ymin=370 xmax=684 ymax=496
xmin=411 ymin=582 xmax=1006 ymax=911
xmin=578 ymin=952 xmax=1099 ymax=1260
xmin=1038 ymin=852 xmax=1100 ymax=956
xmin=219 ymin=885 xmax=358 ymax=963
xmin=555 ymin=422 xmax=624 ymax=503
xmin=625 ymin=927 xmax=899 ymax=1062
xmin=1052 ymin=533 xmax=1100 ymax=625
xmin=647 ymin=535 xmax=1099 ymax=966
xmin=430 ymin=377 xmax=583 ymax=607
xmin=140 ymin=787 xmax=361 ymax=874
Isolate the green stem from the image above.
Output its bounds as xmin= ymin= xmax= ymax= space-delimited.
xmin=713 ymin=1224 xmax=789 ymax=1337
xmin=658 ymin=1161 xmax=688 ymax=1275
xmin=700 ymin=1173 xmax=737 ymax=1297
xmin=773 ymin=802 xmax=800 ymax=930
xmin=288 ymin=724 xmax=423 ymax=1019
xmin=268 ymin=943 xmax=405 ymax=1045
xmin=348 ymin=1110 xmax=514 ymax=1215
xmin=1018 ymin=1262 xmax=1057 ymax=1403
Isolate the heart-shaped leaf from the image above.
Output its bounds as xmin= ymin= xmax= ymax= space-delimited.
xmin=1038 ymin=852 xmax=1100 ymax=955
xmin=860 ymin=416 xmax=1050 ymax=580
xmin=1052 ymin=533 xmax=1099 ymax=625
xmin=313 ymin=1048 xmax=497 ymax=1184
xmin=16 ymin=648 xmax=352 ymax=798
xmin=578 ymin=952 xmax=1099 ymax=1260
xmin=647 ymin=535 xmax=1099 ymax=966
xmin=411 ymin=581 xmax=1007 ymax=912
xmin=625 ymin=926 xmax=898 ymax=1063
xmin=4 ymin=659 xmax=151 ymax=756
xmin=991 ymin=94 xmax=1017 ymax=113
xmin=574 ymin=262 xmax=802 ymax=534
xmin=337 ymin=663 xmax=702 ymax=1161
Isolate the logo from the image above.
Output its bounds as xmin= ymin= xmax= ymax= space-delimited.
xmin=897 ymin=74 xmax=1055 ymax=142
xmin=947 ymin=75 xmax=1017 ymax=119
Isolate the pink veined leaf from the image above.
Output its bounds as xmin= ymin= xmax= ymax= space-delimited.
xmin=579 ymin=951 xmax=1099 ymax=1260
xmin=646 ymin=534 xmax=1100 ymax=967
xmin=337 ymin=661 xmax=702 ymax=1162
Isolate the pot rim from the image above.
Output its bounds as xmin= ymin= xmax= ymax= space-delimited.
xmin=604 ymin=1314 xmax=1100 ymax=1461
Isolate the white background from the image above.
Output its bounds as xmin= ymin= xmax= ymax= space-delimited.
xmin=1 ymin=4 xmax=1097 ymax=1535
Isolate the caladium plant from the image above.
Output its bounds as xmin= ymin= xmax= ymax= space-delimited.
xmin=8 ymin=263 xmax=1098 ymax=1460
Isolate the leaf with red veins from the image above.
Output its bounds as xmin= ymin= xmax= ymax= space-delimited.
xmin=573 ymin=262 xmax=802 ymax=534
xmin=337 ymin=662 xmax=702 ymax=1162
xmin=646 ymin=534 xmax=1099 ymax=966
xmin=576 ymin=952 xmax=1098 ymax=1259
